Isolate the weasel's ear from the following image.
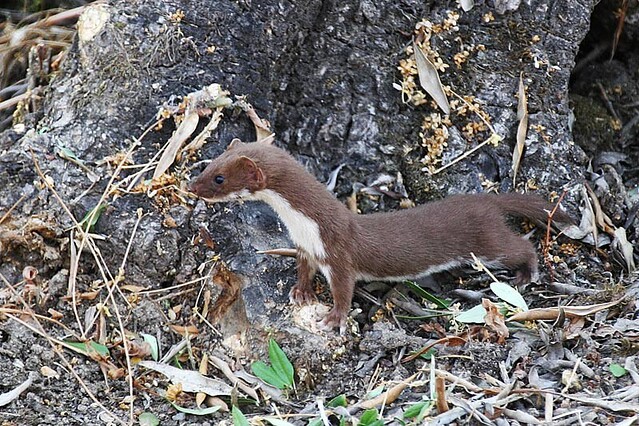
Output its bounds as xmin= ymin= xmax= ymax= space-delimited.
xmin=238 ymin=156 xmax=266 ymax=188
xmin=256 ymin=133 xmax=275 ymax=145
xmin=227 ymin=138 xmax=243 ymax=150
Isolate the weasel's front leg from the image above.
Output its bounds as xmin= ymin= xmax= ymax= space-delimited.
xmin=289 ymin=251 xmax=318 ymax=304
xmin=319 ymin=263 xmax=355 ymax=334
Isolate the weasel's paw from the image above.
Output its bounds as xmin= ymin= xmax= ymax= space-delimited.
xmin=289 ymin=285 xmax=316 ymax=305
xmin=319 ymin=308 xmax=347 ymax=335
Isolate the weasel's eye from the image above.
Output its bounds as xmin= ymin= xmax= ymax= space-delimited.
xmin=214 ymin=175 xmax=225 ymax=185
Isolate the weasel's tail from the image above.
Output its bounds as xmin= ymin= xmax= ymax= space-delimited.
xmin=495 ymin=193 xmax=573 ymax=224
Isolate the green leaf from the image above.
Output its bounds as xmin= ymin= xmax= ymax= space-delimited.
xmin=170 ymin=402 xmax=220 ymax=415
xmin=455 ymin=305 xmax=487 ymax=323
xmin=364 ymin=384 xmax=384 ymax=399
xmin=64 ymin=340 xmax=110 ymax=358
xmin=359 ymin=409 xmax=383 ymax=426
xmin=307 ymin=418 xmax=323 ymax=426
xmin=251 ymin=360 xmax=288 ymax=389
xmin=403 ymin=401 xmax=432 ymax=419
xmin=141 ymin=333 xmax=159 ymax=361
xmin=263 ymin=417 xmax=295 ymax=426
xmin=138 ymin=412 xmax=160 ymax=426
xmin=403 ymin=281 xmax=451 ymax=309
xmin=268 ymin=339 xmax=294 ymax=387
xmin=79 ymin=202 xmax=108 ymax=231
xmin=327 ymin=394 xmax=348 ymax=408
xmin=419 ymin=348 xmax=437 ymax=360
xmin=490 ymin=282 xmax=528 ymax=311
xmin=232 ymin=405 xmax=250 ymax=426
xmin=610 ymin=364 xmax=627 ymax=378
xmin=56 ymin=146 xmax=82 ymax=163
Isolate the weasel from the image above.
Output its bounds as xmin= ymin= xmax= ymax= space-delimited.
xmin=189 ymin=138 xmax=571 ymax=332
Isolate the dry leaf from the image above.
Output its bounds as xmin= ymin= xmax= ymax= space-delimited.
xmin=139 ymin=361 xmax=233 ymax=396
xmin=106 ymin=366 xmax=126 ymax=379
xmin=0 ymin=374 xmax=33 ymax=407
xmin=120 ymin=284 xmax=147 ymax=293
xmin=413 ymin=42 xmax=450 ymax=114
xmin=256 ymin=248 xmax=297 ymax=257
xmin=243 ymin=103 xmax=272 ymax=142
xmin=40 ymin=366 xmax=60 ymax=379
xmin=201 ymin=289 xmax=211 ymax=319
xmin=207 ymin=354 xmax=260 ymax=401
xmin=183 ymin=110 xmax=223 ymax=152
xmin=435 ymin=376 xmax=449 ymax=413
xmin=561 ymin=190 xmax=597 ymax=241
xmin=402 ymin=336 xmax=466 ymax=363
xmin=512 ymin=73 xmax=528 ymax=185
xmin=47 ymin=308 xmax=63 ymax=320
xmin=205 ymin=396 xmax=229 ymax=411
xmin=169 ymin=324 xmax=200 ymax=336
xmin=196 ymin=353 xmax=209 ymax=407
xmin=357 ymin=374 xmax=416 ymax=409
xmin=127 ymin=340 xmax=152 ymax=358
xmin=585 ymin=183 xmax=615 ymax=234
xmin=508 ymin=299 xmax=622 ymax=322
xmin=153 ymin=111 xmax=200 ymax=180
xmin=613 ymin=227 xmax=636 ymax=272
xmin=482 ymin=298 xmax=509 ymax=342
xmin=80 ymin=291 xmax=100 ymax=300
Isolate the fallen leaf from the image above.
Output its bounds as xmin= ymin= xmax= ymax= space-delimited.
xmin=40 ymin=366 xmax=59 ymax=379
xmin=482 ymin=298 xmax=509 ymax=342
xmin=508 ymin=299 xmax=622 ymax=322
xmin=612 ymin=227 xmax=636 ymax=272
xmin=139 ymin=360 xmax=233 ymax=396
xmin=256 ymin=248 xmax=297 ymax=257
xmin=357 ymin=374 xmax=416 ymax=409
xmin=512 ymin=73 xmax=528 ymax=185
xmin=490 ymin=281 xmax=528 ymax=311
xmin=455 ymin=304 xmax=487 ymax=324
xmin=0 ymin=374 xmax=33 ymax=407
xmin=402 ymin=336 xmax=466 ymax=363
xmin=153 ymin=111 xmax=200 ymax=179
xmin=435 ymin=376 xmax=449 ymax=413
xmin=182 ymin=110 xmax=223 ymax=152
xmin=120 ymin=284 xmax=147 ymax=293
xmin=413 ymin=42 xmax=450 ymax=114
xmin=48 ymin=308 xmax=63 ymax=320
xmin=585 ymin=183 xmax=615 ymax=234
xmin=244 ymin=104 xmax=273 ymax=142
xmin=169 ymin=325 xmax=199 ymax=336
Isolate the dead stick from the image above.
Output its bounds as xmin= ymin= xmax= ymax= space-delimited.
xmin=543 ymin=190 xmax=567 ymax=282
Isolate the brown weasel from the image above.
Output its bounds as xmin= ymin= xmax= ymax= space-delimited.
xmin=189 ymin=138 xmax=571 ymax=332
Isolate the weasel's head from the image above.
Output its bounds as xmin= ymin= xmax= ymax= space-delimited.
xmin=188 ymin=139 xmax=267 ymax=202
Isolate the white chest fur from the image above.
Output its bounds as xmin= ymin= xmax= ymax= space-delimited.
xmin=255 ymin=189 xmax=327 ymax=260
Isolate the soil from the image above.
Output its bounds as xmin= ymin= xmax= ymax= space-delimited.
xmin=1 ymin=0 xmax=638 ymax=425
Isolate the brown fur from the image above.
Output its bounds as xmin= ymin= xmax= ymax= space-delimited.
xmin=189 ymin=140 xmax=572 ymax=332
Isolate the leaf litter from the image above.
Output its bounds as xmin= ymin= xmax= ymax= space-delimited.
xmin=1 ymin=5 xmax=638 ymax=426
